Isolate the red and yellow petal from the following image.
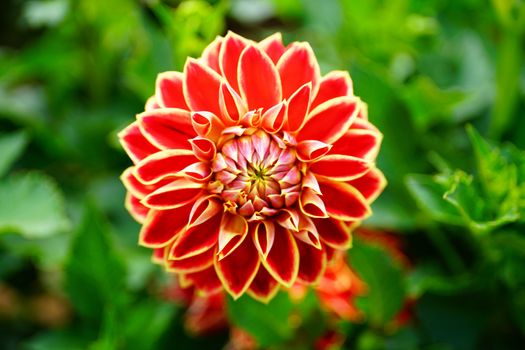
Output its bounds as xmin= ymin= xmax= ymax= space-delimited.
xmin=313 ymin=218 xmax=353 ymax=250
xmin=139 ymin=203 xmax=193 ymax=247
xmin=125 ymin=192 xmax=149 ymax=223
xmin=183 ymin=58 xmax=223 ymax=116
xmin=200 ymin=35 xmax=223 ymax=72
xmin=310 ymin=155 xmax=372 ymax=181
xmin=166 ymin=246 xmax=215 ymax=273
xmin=311 ymin=71 xmax=353 ymax=109
xmin=215 ymin=238 xmax=260 ymax=299
xmin=285 ymin=83 xmax=311 ymax=133
xmin=247 ymin=265 xmax=281 ymax=303
xmin=219 ymin=31 xmax=250 ymax=92
xmin=296 ymin=239 xmax=326 ymax=284
xmin=347 ymin=167 xmax=387 ymax=202
xmin=118 ymin=122 xmax=160 ymax=164
xmin=318 ymin=179 xmax=371 ymax=221
xmin=182 ymin=266 xmax=223 ymax=296
xmin=330 ymin=128 xmax=382 ymax=161
xmin=155 ymin=72 xmax=189 ymax=109
xmin=137 ymin=108 xmax=194 ymax=150
xmin=142 ymin=178 xmax=203 ymax=209
xmin=258 ymin=32 xmax=286 ymax=64
xmin=238 ymin=45 xmax=282 ymax=111
xmin=277 ymin=42 xmax=320 ymax=99
xmin=260 ymin=224 xmax=299 ymax=287
xmin=134 ymin=149 xmax=197 ymax=184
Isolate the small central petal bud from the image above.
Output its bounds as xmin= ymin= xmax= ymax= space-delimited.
xmin=212 ymin=130 xmax=301 ymax=219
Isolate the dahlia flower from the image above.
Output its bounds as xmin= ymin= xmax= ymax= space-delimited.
xmin=119 ymin=31 xmax=385 ymax=302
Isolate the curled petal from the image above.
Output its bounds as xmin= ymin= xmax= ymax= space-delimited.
xmin=219 ymin=82 xmax=247 ymax=125
xmin=125 ymin=193 xmax=149 ymax=223
xmin=311 ymin=71 xmax=353 ymax=109
xmin=219 ymin=31 xmax=250 ymax=92
xmin=189 ymin=137 xmax=216 ymax=162
xmin=155 ymin=72 xmax=189 ymax=109
xmin=215 ymin=238 xmax=260 ymax=299
xmin=191 ymin=111 xmax=225 ymax=141
xmin=277 ymin=42 xmax=320 ymax=99
xmin=183 ymin=58 xmax=223 ymax=116
xmin=318 ymin=179 xmax=371 ymax=221
xmin=166 ymin=247 xmax=214 ymax=273
xmin=294 ymin=214 xmax=322 ymax=249
xmin=296 ymin=140 xmax=332 ymax=162
xmin=139 ymin=204 xmax=192 ymax=247
xmin=179 ymin=162 xmax=212 ymax=182
xmin=137 ymin=108 xmax=194 ymax=150
xmin=238 ymin=45 xmax=282 ymax=110
xmin=261 ymin=102 xmax=286 ymax=134
xmin=182 ymin=267 xmax=223 ymax=295
xmin=252 ymin=221 xmax=276 ymax=259
xmin=200 ymin=36 xmax=223 ymax=72
xmin=134 ymin=149 xmax=197 ymax=184
xmin=142 ymin=178 xmax=203 ymax=210
xmin=285 ymin=83 xmax=311 ymax=133
xmin=275 ymin=209 xmax=300 ymax=232
xmin=187 ymin=195 xmax=223 ymax=229
xmin=299 ymin=188 xmax=329 ymax=218
xmin=170 ymin=209 xmax=221 ymax=260
xmin=296 ymin=239 xmax=326 ymax=283
xmin=258 ymin=32 xmax=286 ymax=64
xmin=261 ymin=224 xmax=299 ymax=287
xmin=310 ymin=155 xmax=372 ymax=181
xmin=118 ymin=122 xmax=160 ymax=164
xmin=314 ymin=218 xmax=353 ymax=249
xmin=298 ymin=96 xmax=359 ymax=144
xmin=217 ymin=213 xmax=249 ymax=260
xmin=330 ymin=129 xmax=382 ymax=161
xmin=247 ymin=266 xmax=280 ymax=303
xmin=301 ymin=171 xmax=321 ymax=194
xmin=347 ymin=167 xmax=387 ymax=203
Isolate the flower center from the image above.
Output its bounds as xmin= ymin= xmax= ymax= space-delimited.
xmin=209 ymin=129 xmax=302 ymax=220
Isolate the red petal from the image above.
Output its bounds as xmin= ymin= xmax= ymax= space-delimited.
xmin=261 ymin=102 xmax=286 ymax=134
xmin=217 ymin=213 xmax=249 ymax=260
xmin=259 ymin=32 xmax=286 ymax=64
xmin=142 ymin=179 xmax=203 ymax=209
xmin=298 ymin=96 xmax=359 ymax=144
xmin=134 ymin=150 xmax=197 ymax=184
xmin=219 ymin=82 xmax=247 ymax=125
xmin=201 ymin=36 xmax=223 ymax=72
xmin=118 ymin=122 xmax=160 ymax=164
xmin=219 ymin=31 xmax=250 ymax=92
xmin=155 ymin=72 xmax=189 ymax=109
xmin=261 ymin=224 xmax=299 ymax=287
xmin=299 ymin=188 xmax=328 ymax=218
xmin=313 ymin=218 xmax=352 ymax=249
xmin=310 ymin=155 xmax=371 ymax=181
xmin=191 ymin=111 xmax=225 ymax=141
xmin=189 ymin=137 xmax=216 ymax=162
xmin=277 ymin=42 xmax=320 ymax=99
xmin=169 ymin=210 xmax=221 ymax=260
xmin=252 ymin=221 xmax=276 ymax=259
xmin=318 ymin=179 xmax=371 ymax=221
xmin=137 ymin=108 xmax=194 ymax=150
xmin=285 ymin=83 xmax=311 ymax=133
xmin=183 ymin=267 xmax=223 ymax=295
xmin=296 ymin=239 xmax=326 ymax=283
xmin=296 ymin=140 xmax=332 ymax=162
xmin=311 ymin=71 xmax=353 ymax=110
xmin=125 ymin=193 xmax=149 ymax=223
xmin=139 ymin=203 xmax=192 ymax=247
xmin=183 ymin=58 xmax=222 ymax=116
xmin=330 ymin=128 xmax=382 ymax=161
xmin=247 ymin=265 xmax=280 ymax=303
xmin=215 ymin=237 xmax=260 ymax=299
xmin=347 ymin=167 xmax=386 ymax=202
xmin=167 ymin=247 xmax=215 ymax=273
xmin=152 ymin=247 xmax=167 ymax=264
xmin=238 ymin=45 xmax=282 ymax=111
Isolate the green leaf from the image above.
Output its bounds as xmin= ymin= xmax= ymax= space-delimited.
xmin=64 ymin=201 xmax=127 ymax=322
xmin=227 ymin=292 xmax=295 ymax=347
xmin=350 ymin=238 xmax=406 ymax=326
xmin=0 ymin=172 xmax=70 ymax=238
xmin=405 ymin=174 xmax=463 ymax=225
xmin=0 ymin=130 xmax=28 ymax=178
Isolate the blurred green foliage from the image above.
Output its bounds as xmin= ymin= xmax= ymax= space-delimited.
xmin=0 ymin=0 xmax=524 ymax=349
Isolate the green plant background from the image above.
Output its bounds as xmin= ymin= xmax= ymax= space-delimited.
xmin=0 ymin=0 xmax=524 ymax=349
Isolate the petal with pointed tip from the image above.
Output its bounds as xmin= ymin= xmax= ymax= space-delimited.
xmin=183 ymin=58 xmax=222 ymax=116
xmin=238 ymin=45 xmax=282 ymax=110
xmin=314 ymin=217 xmax=353 ymax=249
xmin=296 ymin=239 xmax=326 ymax=283
xmin=277 ymin=42 xmax=320 ymax=99
xmin=247 ymin=266 xmax=280 ymax=303
xmin=219 ymin=31 xmax=250 ymax=92
xmin=139 ymin=204 xmax=192 ymax=247
xmin=252 ymin=221 xmax=276 ymax=258
xmin=137 ymin=108 xmax=194 ymax=150
xmin=156 ymin=72 xmax=189 ymax=109
xmin=217 ymin=213 xmax=248 ymax=260
xmin=118 ymin=122 xmax=160 ymax=164
xmin=261 ymin=102 xmax=286 ymax=134
xmin=219 ymin=82 xmax=246 ymax=125
xmin=125 ymin=193 xmax=149 ymax=223
xmin=187 ymin=195 xmax=223 ymax=229
xmin=200 ymin=36 xmax=223 ymax=72
xmin=330 ymin=129 xmax=382 ymax=161
xmin=298 ymin=96 xmax=359 ymax=144
xmin=259 ymin=32 xmax=286 ymax=64
xmin=310 ymin=155 xmax=371 ymax=181
xmin=191 ymin=111 xmax=224 ymax=141
xmin=285 ymin=83 xmax=311 ymax=133
xmin=189 ymin=137 xmax=216 ymax=161
xmin=347 ymin=167 xmax=386 ymax=202
xmin=142 ymin=179 xmax=203 ymax=209
xmin=145 ymin=96 xmax=160 ymax=111
xmin=169 ymin=210 xmax=221 ymax=260
xmin=299 ymin=188 xmax=328 ymax=218
xmin=134 ymin=149 xmax=197 ymax=184
xmin=318 ymin=179 xmax=371 ymax=221
xmin=183 ymin=267 xmax=223 ymax=295
xmin=311 ymin=71 xmax=353 ymax=109
xmin=215 ymin=238 xmax=260 ymax=299
xmin=296 ymin=140 xmax=332 ymax=162
xmin=180 ymin=162 xmax=212 ymax=182
xmin=261 ymin=224 xmax=299 ymax=287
